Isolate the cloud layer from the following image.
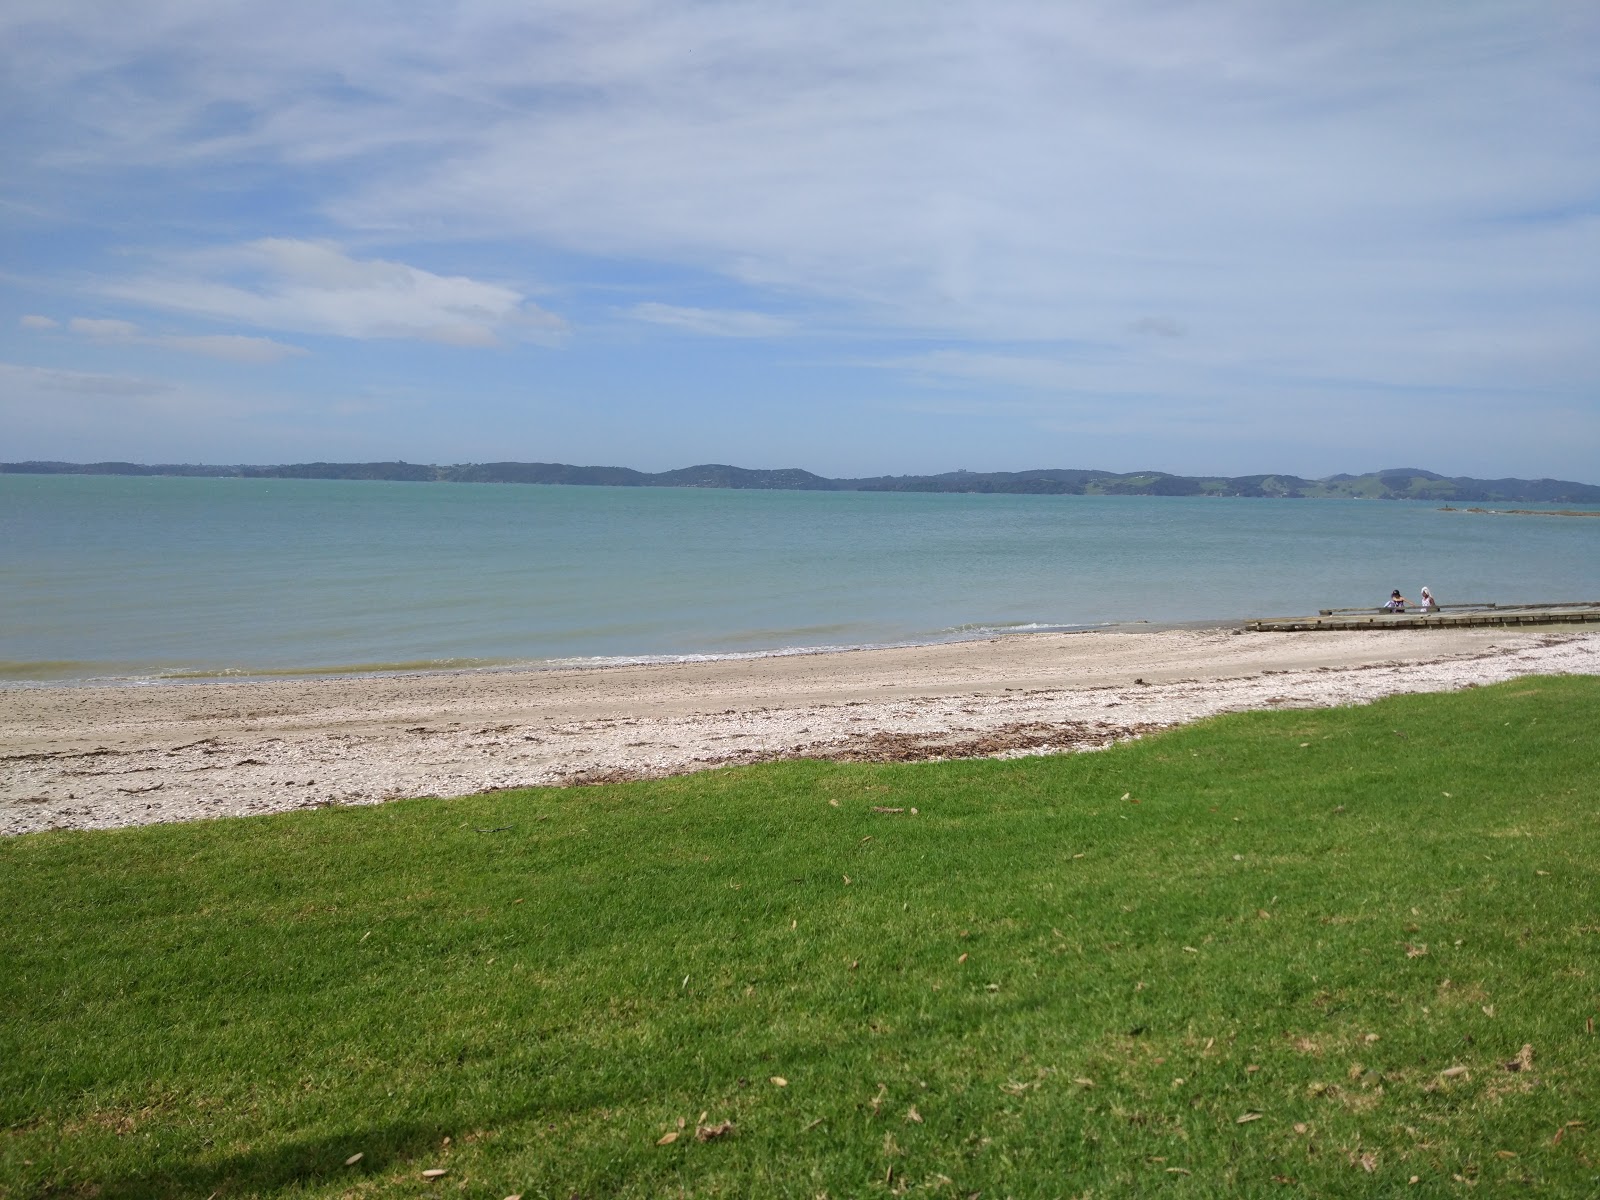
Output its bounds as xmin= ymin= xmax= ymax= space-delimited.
xmin=1 ymin=1 xmax=1596 ymax=475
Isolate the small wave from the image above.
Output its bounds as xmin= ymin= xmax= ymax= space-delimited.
xmin=938 ymin=620 xmax=1106 ymax=637
xmin=536 ymin=643 xmax=891 ymax=670
xmin=158 ymin=657 xmax=514 ymax=680
xmin=0 ymin=624 xmax=1109 ymax=687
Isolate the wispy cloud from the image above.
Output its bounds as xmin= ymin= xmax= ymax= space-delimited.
xmin=42 ymin=313 xmax=308 ymax=362
xmin=0 ymin=360 xmax=171 ymax=397
xmin=626 ymin=302 xmax=794 ymax=338
xmin=99 ymin=239 xmax=567 ymax=348
xmin=69 ymin=317 xmax=139 ymax=339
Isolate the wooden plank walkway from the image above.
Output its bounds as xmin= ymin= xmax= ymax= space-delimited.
xmin=1246 ymin=601 xmax=1600 ymax=633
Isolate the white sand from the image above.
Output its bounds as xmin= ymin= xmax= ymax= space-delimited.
xmin=4 ymin=625 xmax=1597 ymax=836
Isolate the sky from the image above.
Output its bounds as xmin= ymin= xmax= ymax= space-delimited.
xmin=2 ymin=1 xmax=1597 ymax=481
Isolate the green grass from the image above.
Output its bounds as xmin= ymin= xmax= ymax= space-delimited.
xmin=3 ymin=677 xmax=1599 ymax=1198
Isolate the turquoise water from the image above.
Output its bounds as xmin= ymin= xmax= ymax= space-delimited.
xmin=3 ymin=474 xmax=1597 ymax=683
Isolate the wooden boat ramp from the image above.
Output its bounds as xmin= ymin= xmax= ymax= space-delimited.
xmin=1247 ymin=601 xmax=1600 ymax=633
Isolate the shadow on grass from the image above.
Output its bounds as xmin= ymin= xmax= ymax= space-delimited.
xmin=84 ymin=1118 xmax=473 ymax=1199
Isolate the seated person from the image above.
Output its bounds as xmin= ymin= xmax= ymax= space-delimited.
xmin=1418 ymin=586 xmax=1436 ymax=612
xmin=1383 ymin=589 xmax=1409 ymax=612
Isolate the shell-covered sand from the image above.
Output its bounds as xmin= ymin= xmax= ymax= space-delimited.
xmin=4 ymin=625 xmax=1597 ymax=836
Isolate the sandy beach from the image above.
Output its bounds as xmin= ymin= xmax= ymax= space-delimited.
xmin=4 ymin=625 xmax=1598 ymax=836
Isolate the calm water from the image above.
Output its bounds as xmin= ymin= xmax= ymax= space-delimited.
xmin=3 ymin=474 xmax=1597 ymax=683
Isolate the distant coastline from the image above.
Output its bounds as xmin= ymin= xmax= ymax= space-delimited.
xmin=4 ymin=460 xmax=1599 ymax=504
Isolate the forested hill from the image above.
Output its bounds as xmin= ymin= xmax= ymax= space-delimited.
xmin=5 ymin=460 xmax=1598 ymax=503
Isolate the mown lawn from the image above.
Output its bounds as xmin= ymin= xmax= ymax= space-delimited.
xmin=2 ymin=676 xmax=1598 ymax=1198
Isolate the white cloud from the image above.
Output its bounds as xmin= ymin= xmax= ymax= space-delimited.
xmin=19 ymin=314 xmax=58 ymax=330
xmin=627 ymin=302 xmax=794 ymax=338
xmin=158 ymin=333 xmax=309 ymax=363
xmin=100 ymin=239 xmax=566 ymax=347
xmin=70 ymin=317 xmax=139 ymax=339
xmin=57 ymin=314 xmax=308 ymax=362
xmin=0 ymin=360 xmax=170 ymax=397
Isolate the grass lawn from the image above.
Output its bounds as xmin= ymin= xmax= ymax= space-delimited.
xmin=3 ymin=676 xmax=1598 ymax=1198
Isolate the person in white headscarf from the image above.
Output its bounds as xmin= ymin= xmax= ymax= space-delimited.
xmin=1418 ymin=586 xmax=1436 ymax=612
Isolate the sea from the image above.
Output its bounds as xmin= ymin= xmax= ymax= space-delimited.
xmin=3 ymin=474 xmax=1597 ymax=685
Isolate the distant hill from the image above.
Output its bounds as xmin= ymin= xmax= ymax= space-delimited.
xmin=5 ymin=460 xmax=1598 ymax=503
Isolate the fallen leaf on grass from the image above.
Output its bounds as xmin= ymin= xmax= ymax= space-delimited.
xmin=1495 ymin=1150 xmax=1517 ymax=1159
xmin=1182 ymin=946 xmax=1199 ymax=954
xmin=957 ymin=953 xmax=968 ymax=963
xmin=343 ymin=1153 xmax=363 ymax=1166
xmin=770 ymin=1076 xmax=788 ymax=1087
xmin=906 ymin=1106 xmax=923 ymax=1124
xmin=421 ymin=1168 xmax=448 ymax=1178
xmin=656 ymin=1131 xmax=679 ymax=1146
xmin=1405 ymin=943 xmax=1428 ymax=958
xmin=872 ymin=806 xmax=905 ymax=814
xmin=828 ymin=799 xmax=839 ymax=807
xmin=695 ymin=1120 xmax=734 ymax=1142
xmin=1073 ymin=1077 xmax=1095 ymax=1089
xmin=1166 ymin=1167 xmax=1191 ymax=1175
xmin=1354 ymin=1152 xmax=1378 ymax=1173
xmin=1236 ymin=1112 xmax=1263 ymax=1124
xmin=1505 ymin=1044 xmax=1534 ymax=1072
xmin=1440 ymin=1066 xmax=1469 ymax=1078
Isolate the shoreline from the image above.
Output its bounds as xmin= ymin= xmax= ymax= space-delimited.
xmin=0 ymin=618 xmax=1214 ymax=690
xmin=4 ymin=625 xmax=1598 ymax=837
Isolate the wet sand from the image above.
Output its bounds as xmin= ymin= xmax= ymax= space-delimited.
xmin=4 ymin=625 xmax=1597 ymax=836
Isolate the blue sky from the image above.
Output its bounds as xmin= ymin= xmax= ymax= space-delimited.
xmin=3 ymin=1 xmax=1597 ymax=480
